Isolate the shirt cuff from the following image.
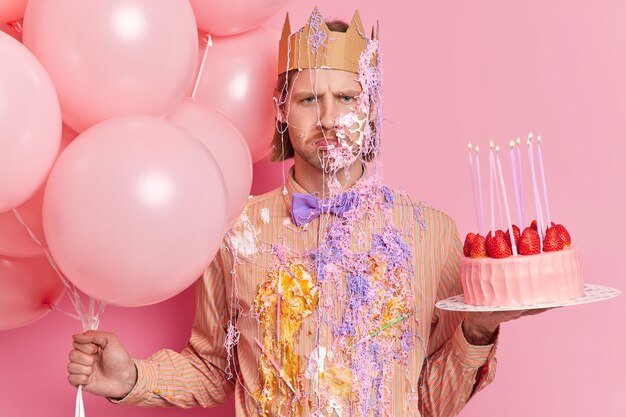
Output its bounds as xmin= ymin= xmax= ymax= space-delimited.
xmin=108 ymin=359 xmax=158 ymax=405
xmin=451 ymin=322 xmax=497 ymax=368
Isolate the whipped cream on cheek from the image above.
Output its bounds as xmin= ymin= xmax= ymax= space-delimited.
xmin=334 ymin=110 xmax=367 ymax=148
xmin=320 ymin=109 xmax=368 ymax=168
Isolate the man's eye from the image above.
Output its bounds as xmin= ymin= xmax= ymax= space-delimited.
xmin=302 ymin=96 xmax=317 ymax=104
xmin=341 ymin=96 xmax=355 ymax=103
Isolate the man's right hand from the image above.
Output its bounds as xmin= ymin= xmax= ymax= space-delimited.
xmin=68 ymin=331 xmax=138 ymax=399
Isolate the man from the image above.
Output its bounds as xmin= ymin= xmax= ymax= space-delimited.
xmin=68 ymin=8 xmax=539 ymax=416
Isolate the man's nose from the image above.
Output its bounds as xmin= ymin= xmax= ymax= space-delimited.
xmin=318 ymin=99 xmax=339 ymax=130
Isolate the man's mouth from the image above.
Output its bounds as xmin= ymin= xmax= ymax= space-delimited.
xmin=315 ymin=137 xmax=339 ymax=147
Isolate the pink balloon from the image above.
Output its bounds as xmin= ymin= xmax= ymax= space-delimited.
xmin=169 ymin=99 xmax=252 ymax=223
xmin=22 ymin=0 xmax=197 ymax=132
xmin=193 ymin=28 xmax=278 ymax=162
xmin=43 ymin=116 xmax=228 ymax=307
xmin=189 ymin=0 xmax=289 ymax=36
xmin=0 ymin=255 xmax=65 ymax=330
xmin=0 ymin=0 xmax=27 ymax=26
xmin=0 ymin=126 xmax=77 ymax=258
xmin=0 ymin=31 xmax=61 ymax=212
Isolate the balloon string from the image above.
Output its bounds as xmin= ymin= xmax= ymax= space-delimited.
xmin=75 ymin=385 xmax=84 ymax=417
xmin=50 ymin=304 xmax=83 ymax=322
xmin=7 ymin=20 xmax=23 ymax=33
xmin=11 ymin=208 xmax=106 ymax=417
xmin=191 ymin=34 xmax=212 ymax=100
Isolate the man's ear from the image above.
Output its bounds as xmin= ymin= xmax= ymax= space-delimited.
xmin=273 ymin=96 xmax=287 ymax=123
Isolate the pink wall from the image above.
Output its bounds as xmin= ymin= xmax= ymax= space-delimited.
xmin=2 ymin=1 xmax=624 ymax=416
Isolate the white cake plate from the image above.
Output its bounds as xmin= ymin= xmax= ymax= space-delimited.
xmin=435 ymin=283 xmax=620 ymax=312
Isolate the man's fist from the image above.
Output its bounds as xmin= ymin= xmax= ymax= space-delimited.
xmin=68 ymin=331 xmax=137 ymax=399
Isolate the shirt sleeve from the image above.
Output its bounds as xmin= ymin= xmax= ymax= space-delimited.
xmin=418 ymin=217 xmax=497 ymax=417
xmin=112 ymin=247 xmax=236 ymax=408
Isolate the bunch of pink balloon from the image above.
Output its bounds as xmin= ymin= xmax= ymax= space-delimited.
xmin=0 ymin=0 xmax=288 ymax=322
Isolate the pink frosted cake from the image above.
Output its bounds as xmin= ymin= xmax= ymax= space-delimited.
xmin=460 ymin=221 xmax=585 ymax=306
xmin=463 ymin=136 xmax=585 ymax=307
xmin=460 ymin=246 xmax=584 ymax=306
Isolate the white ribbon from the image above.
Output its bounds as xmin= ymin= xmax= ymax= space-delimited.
xmin=75 ymin=385 xmax=85 ymax=417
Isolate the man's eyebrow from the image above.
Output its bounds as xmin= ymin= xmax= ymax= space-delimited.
xmin=291 ymin=91 xmax=320 ymax=99
xmin=335 ymin=90 xmax=361 ymax=96
xmin=291 ymin=90 xmax=361 ymax=99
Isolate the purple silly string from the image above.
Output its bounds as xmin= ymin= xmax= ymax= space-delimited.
xmin=357 ymin=34 xmax=383 ymax=159
xmin=335 ymin=270 xmax=371 ymax=337
xmin=307 ymin=8 xmax=328 ymax=53
xmin=381 ymin=186 xmax=395 ymax=208
xmin=370 ymin=225 xmax=411 ymax=271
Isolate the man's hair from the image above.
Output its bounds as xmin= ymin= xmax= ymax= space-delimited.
xmin=270 ymin=20 xmax=378 ymax=162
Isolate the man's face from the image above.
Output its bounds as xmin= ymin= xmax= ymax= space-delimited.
xmin=280 ymin=69 xmax=366 ymax=171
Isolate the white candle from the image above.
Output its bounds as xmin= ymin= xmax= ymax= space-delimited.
xmin=489 ymin=142 xmax=496 ymax=235
xmin=516 ymin=138 xmax=526 ymax=226
xmin=536 ymin=136 xmax=552 ymax=226
xmin=468 ymin=143 xmax=481 ymax=232
xmin=494 ymin=159 xmax=504 ymax=230
xmin=475 ymin=146 xmax=486 ymax=235
xmin=509 ymin=141 xmax=523 ymax=227
xmin=527 ymin=135 xmax=545 ymax=249
xmin=496 ymin=146 xmax=517 ymax=255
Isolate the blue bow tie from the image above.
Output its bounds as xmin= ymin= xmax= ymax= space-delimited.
xmin=290 ymin=191 xmax=360 ymax=226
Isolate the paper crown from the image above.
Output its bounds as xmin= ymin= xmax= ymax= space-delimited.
xmin=277 ymin=7 xmax=379 ymax=75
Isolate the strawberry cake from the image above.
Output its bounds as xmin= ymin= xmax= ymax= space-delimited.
xmin=460 ymin=221 xmax=584 ymax=306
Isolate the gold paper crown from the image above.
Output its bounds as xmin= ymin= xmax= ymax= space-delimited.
xmin=277 ymin=7 xmax=379 ymax=75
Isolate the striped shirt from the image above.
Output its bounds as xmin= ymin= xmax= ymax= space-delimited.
xmin=118 ymin=168 xmax=497 ymax=416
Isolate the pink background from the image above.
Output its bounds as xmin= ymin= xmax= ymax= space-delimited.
xmin=2 ymin=1 xmax=624 ymax=416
